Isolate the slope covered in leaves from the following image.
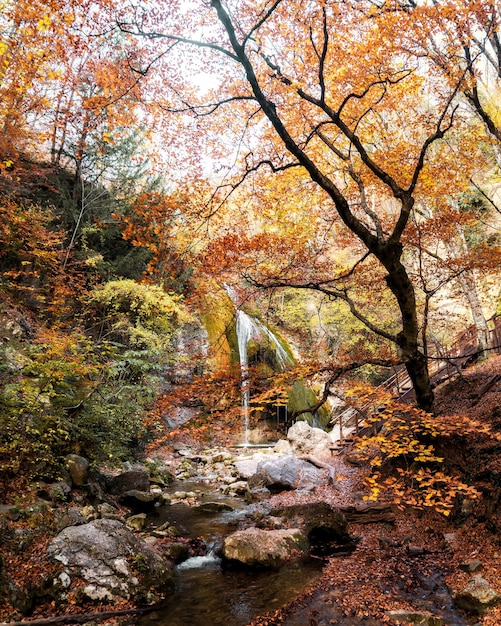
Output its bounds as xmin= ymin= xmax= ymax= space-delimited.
xmin=248 ymin=356 xmax=501 ymax=625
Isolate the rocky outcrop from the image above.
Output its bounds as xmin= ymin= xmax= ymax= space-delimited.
xmin=454 ymin=575 xmax=501 ymax=614
xmin=46 ymin=519 xmax=173 ymax=603
xmin=222 ymin=527 xmax=308 ymax=567
xmin=248 ymin=455 xmax=325 ymax=492
xmin=281 ymin=421 xmax=334 ymax=457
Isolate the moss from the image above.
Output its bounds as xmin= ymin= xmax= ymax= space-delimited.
xmin=287 ymin=381 xmax=331 ymax=429
xmin=198 ymin=281 xmax=238 ymax=372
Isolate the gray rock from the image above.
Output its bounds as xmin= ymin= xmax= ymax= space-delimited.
xmin=53 ymin=507 xmax=87 ymax=531
xmin=455 ymin=575 xmax=501 ymax=614
xmin=245 ymin=487 xmax=272 ymax=503
xmin=107 ymin=470 xmax=150 ymax=495
xmin=386 ymin=610 xmax=443 ymax=625
xmin=222 ymin=527 xmax=308 ymax=567
xmin=270 ymin=502 xmax=350 ymax=542
xmin=126 ymin=513 xmax=147 ymax=530
xmin=39 ymin=481 xmax=72 ymax=503
xmin=249 ymin=455 xmax=324 ymax=492
xmin=234 ymin=457 xmax=261 ymax=479
xmin=459 ymin=560 xmax=484 ymax=573
xmin=97 ymin=502 xmax=122 ymax=520
xmin=46 ymin=519 xmax=173 ymax=603
xmin=65 ymin=454 xmax=89 ymax=487
xmin=274 ymin=439 xmax=293 ymax=455
xmin=223 ymin=480 xmax=248 ymax=495
xmin=118 ymin=489 xmax=162 ymax=512
xmin=286 ymin=421 xmax=332 ymax=456
xmin=7 ymin=581 xmax=34 ymax=615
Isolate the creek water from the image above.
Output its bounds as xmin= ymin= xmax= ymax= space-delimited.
xmin=131 ymin=480 xmax=324 ymax=626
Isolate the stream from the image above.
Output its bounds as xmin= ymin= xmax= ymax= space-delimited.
xmin=129 ymin=480 xmax=325 ymax=626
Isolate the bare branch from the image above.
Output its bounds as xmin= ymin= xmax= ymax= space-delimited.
xmin=117 ymin=20 xmax=240 ymax=62
xmin=243 ymin=0 xmax=285 ymax=47
xmin=245 ymin=275 xmax=398 ymax=344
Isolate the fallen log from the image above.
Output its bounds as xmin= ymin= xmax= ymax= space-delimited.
xmin=0 ymin=606 xmax=152 ymax=626
xmin=336 ymin=503 xmax=396 ymax=524
xmin=472 ymin=373 xmax=501 ymax=404
xmin=297 ymin=454 xmax=337 ymax=484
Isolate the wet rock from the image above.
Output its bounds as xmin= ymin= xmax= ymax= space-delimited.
xmin=222 ymin=527 xmax=308 ymax=567
xmin=107 ymin=469 xmax=150 ymax=495
xmin=46 ymin=519 xmax=173 ymax=603
xmin=126 ymin=513 xmax=147 ymax=530
xmin=118 ymin=489 xmax=162 ymax=512
xmin=249 ymin=455 xmax=324 ymax=492
xmin=168 ymin=543 xmax=190 ymax=563
xmin=195 ymin=502 xmax=234 ymax=513
xmin=65 ymin=454 xmax=89 ymax=487
xmin=459 ymin=560 xmax=483 ymax=573
xmin=454 ymin=575 xmax=501 ymax=614
xmin=269 ymin=502 xmax=350 ymax=543
xmin=386 ymin=610 xmax=443 ymax=625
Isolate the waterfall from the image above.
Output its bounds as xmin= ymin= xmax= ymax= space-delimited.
xmin=234 ymin=309 xmax=293 ymax=445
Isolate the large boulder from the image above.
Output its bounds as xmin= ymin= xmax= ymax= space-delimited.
xmin=222 ymin=527 xmax=308 ymax=567
xmin=118 ymin=488 xmax=164 ymax=512
xmin=454 ymin=575 xmax=501 ymax=614
xmin=46 ymin=519 xmax=173 ymax=603
xmin=106 ymin=469 xmax=150 ymax=495
xmin=249 ymin=455 xmax=325 ymax=492
xmin=269 ymin=502 xmax=350 ymax=543
xmin=65 ymin=454 xmax=89 ymax=487
xmin=285 ymin=421 xmax=333 ymax=456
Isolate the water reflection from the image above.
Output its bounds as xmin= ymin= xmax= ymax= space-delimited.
xmin=133 ymin=557 xmax=323 ymax=626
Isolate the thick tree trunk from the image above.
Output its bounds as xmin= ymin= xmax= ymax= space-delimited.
xmin=379 ymin=242 xmax=434 ymax=413
xmin=403 ymin=350 xmax=434 ymax=412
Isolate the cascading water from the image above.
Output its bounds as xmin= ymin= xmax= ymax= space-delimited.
xmin=234 ymin=309 xmax=293 ymax=445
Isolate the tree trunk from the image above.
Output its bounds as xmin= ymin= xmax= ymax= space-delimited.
xmin=379 ymin=242 xmax=434 ymax=413
xmin=403 ymin=350 xmax=434 ymax=412
xmin=458 ymin=270 xmax=490 ymax=355
xmin=447 ymin=227 xmax=490 ymax=356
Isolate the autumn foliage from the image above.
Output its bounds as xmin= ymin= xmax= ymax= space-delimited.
xmin=0 ymin=0 xmax=500 ymax=512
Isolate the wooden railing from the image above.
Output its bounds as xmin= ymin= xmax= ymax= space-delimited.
xmin=331 ymin=315 xmax=501 ymax=446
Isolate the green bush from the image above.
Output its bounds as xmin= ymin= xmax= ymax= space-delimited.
xmin=0 ymin=281 xmax=191 ymax=479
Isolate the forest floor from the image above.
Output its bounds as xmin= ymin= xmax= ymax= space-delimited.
xmin=245 ymin=354 xmax=501 ymax=626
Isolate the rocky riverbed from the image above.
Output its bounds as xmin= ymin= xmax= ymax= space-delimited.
xmin=1 ymin=420 xmax=501 ymax=626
